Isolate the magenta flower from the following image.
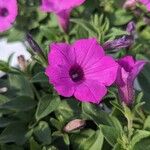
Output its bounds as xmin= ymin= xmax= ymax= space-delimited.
xmin=45 ymin=38 xmax=118 ymax=104
xmin=0 ymin=0 xmax=18 ymax=32
xmin=40 ymin=0 xmax=86 ymax=32
xmin=139 ymin=0 xmax=150 ymax=11
xmin=116 ymin=56 xmax=146 ymax=105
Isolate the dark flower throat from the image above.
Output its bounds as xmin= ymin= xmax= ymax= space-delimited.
xmin=0 ymin=8 xmax=9 ymax=17
xmin=69 ymin=64 xmax=84 ymax=82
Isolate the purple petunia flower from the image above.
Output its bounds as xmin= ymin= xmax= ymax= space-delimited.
xmin=0 ymin=0 xmax=18 ymax=32
xmin=115 ymin=56 xmax=146 ymax=105
xmin=40 ymin=0 xmax=86 ymax=32
xmin=139 ymin=0 xmax=150 ymax=11
xmin=45 ymin=38 xmax=118 ymax=104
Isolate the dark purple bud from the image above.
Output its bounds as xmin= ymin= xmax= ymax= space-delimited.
xmin=26 ymin=33 xmax=43 ymax=54
xmin=126 ymin=21 xmax=136 ymax=35
xmin=103 ymin=21 xmax=135 ymax=51
xmin=103 ymin=35 xmax=133 ymax=52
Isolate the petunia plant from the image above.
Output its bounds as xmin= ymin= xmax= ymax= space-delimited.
xmin=0 ymin=0 xmax=150 ymax=150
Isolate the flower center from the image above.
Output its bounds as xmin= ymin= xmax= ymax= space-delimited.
xmin=0 ymin=8 xmax=9 ymax=17
xmin=69 ymin=64 xmax=84 ymax=82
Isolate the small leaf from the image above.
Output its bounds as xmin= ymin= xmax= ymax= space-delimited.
xmin=1 ymin=144 xmax=24 ymax=150
xmin=70 ymin=19 xmax=97 ymax=37
xmin=100 ymin=125 xmax=120 ymax=146
xmin=0 ymin=117 xmax=17 ymax=127
xmin=9 ymin=74 xmax=34 ymax=98
xmin=110 ymin=101 xmax=124 ymax=114
xmin=130 ymin=130 xmax=150 ymax=149
xmin=133 ymin=138 xmax=150 ymax=150
xmin=135 ymin=92 xmax=144 ymax=104
xmin=0 ymin=96 xmax=37 ymax=111
xmin=31 ymin=72 xmax=48 ymax=83
xmin=30 ymin=137 xmax=41 ymax=150
xmin=71 ymin=129 xmax=103 ymax=150
xmin=144 ymin=116 xmax=150 ymax=131
xmin=36 ymin=94 xmax=60 ymax=121
xmin=34 ymin=121 xmax=51 ymax=145
xmin=0 ymin=122 xmax=27 ymax=145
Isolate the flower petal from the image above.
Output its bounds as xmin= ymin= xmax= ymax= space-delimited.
xmin=48 ymin=43 xmax=74 ymax=66
xmin=45 ymin=65 xmax=75 ymax=97
xmin=60 ymin=0 xmax=86 ymax=10
xmin=74 ymin=80 xmax=107 ymax=104
xmin=118 ymin=81 xmax=134 ymax=105
xmin=85 ymin=56 xmax=118 ymax=86
xmin=0 ymin=0 xmax=18 ymax=32
xmin=72 ymin=38 xmax=105 ymax=68
xmin=40 ymin=0 xmax=85 ymax=12
xmin=56 ymin=9 xmax=71 ymax=32
xmin=130 ymin=60 xmax=147 ymax=81
xmin=118 ymin=56 xmax=135 ymax=72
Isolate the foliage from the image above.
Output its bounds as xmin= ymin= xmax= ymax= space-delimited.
xmin=0 ymin=0 xmax=150 ymax=149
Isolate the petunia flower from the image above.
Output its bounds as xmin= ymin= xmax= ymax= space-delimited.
xmin=139 ymin=0 xmax=150 ymax=11
xmin=45 ymin=38 xmax=118 ymax=104
xmin=0 ymin=0 xmax=18 ymax=32
xmin=115 ymin=56 xmax=146 ymax=105
xmin=40 ymin=0 xmax=86 ymax=32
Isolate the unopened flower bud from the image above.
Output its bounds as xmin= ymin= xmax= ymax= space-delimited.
xmin=126 ymin=21 xmax=136 ymax=35
xmin=103 ymin=21 xmax=135 ymax=51
xmin=26 ymin=33 xmax=43 ymax=54
xmin=103 ymin=35 xmax=133 ymax=52
xmin=17 ymin=55 xmax=28 ymax=71
xmin=63 ymin=119 xmax=86 ymax=132
xmin=123 ymin=0 xmax=137 ymax=9
xmin=0 ymin=87 xmax=8 ymax=93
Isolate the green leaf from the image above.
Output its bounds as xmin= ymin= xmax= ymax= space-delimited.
xmin=0 ymin=122 xmax=27 ymax=145
xmin=113 ymin=9 xmax=133 ymax=26
xmin=30 ymin=72 xmax=48 ymax=83
xmin=36 ymin=94 xmax=60 ymax=121
xmin=113 ymin=143 xmax=123 ymax=150
xmin=106 ymin=28 xmax=129 ymax=40
xmin=81 ymin=130 xmax=104 ymax=150
xmin=30 ymin=137 xmax=42 ymax=150
xmin=135 ymin=92 xmax=144 ymax=104
xmin=82 ymin=103 xmax=123 ymax=132
xmin=130 ymin=130 xmax=150 ymax=149
xmin=144 ymin=116 xmax=150 ymax=131
xmin=110 ymin=101 xmax=124 ymax=114
xmin=63 ymin=134 xmax=70 ymax=145
xmin=0 ymin=96 xmax=37 ymax=111
xmin=34 ymin=121 xmax=51 ymax=145
xmin=0 ymin=117 xmax=17 ymax=127
xmin=138 ymin=63 xmax=150 ymax=113
xmin=1 ymin=144 xmax=24 ymax=150
xmin=0 ymin=95 xmax=9 ymax=105
xmin=9 ymin=74 xmax=34 ymax=98
xmin=100 ymin=125 xmax=120 ymax=146
xmin=70 ymin=18 xmax=98 ymax=37
xmin=133 ymin=138 xmax=150 ymax=150
xmin=56 ymin=99 xmax=80 ymax=123
xmin=71 ymin=129 xmax=103 ymax=150
xmin=0 ymin=60 xmax=20 ymax=74
xmin=7 ymin=28 xmax=25 ymax=42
